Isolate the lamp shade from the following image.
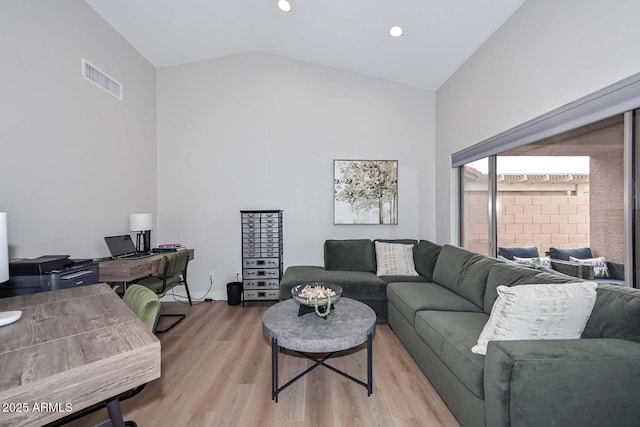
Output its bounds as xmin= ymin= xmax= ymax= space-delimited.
xmin=0 ymin=213 xmax=8 ymax=283
xmin=129 ymin=213 xmax=153 ymax=232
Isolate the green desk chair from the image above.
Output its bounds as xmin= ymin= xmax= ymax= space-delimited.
xmin=123 ymin=284 xmax=162 ymax=333
xmin=133 ymin=250 xmax=192 ymax=333
xmin=45 ymin=285 xmax=161 ymax=427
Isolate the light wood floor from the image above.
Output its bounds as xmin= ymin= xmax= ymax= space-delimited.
xmin=66 ymin=301 xmax=460 ymax=427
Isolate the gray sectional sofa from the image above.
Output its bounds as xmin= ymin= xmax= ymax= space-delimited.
xmin=280 ymin=238 xmax=640 ymax=427
xmin=280 ymin=239 xmax=437 ymax=323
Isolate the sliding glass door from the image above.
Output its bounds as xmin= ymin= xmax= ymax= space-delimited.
xmin=459 ymin=114 xmax=634 ymax=287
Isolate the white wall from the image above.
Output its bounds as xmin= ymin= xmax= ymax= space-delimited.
xmin=157 ymin=52 xmax=436 ymax=298
xmin=0 ymin=0 xmax=156 ymax=258
xmin=436 ymin=0 xmax=640 ymax=244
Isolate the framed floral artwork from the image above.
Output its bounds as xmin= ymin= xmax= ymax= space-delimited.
xmin=334 ymin=160 xmax=398 ymax=224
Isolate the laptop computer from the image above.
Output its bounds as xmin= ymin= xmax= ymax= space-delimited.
xmin=104 ymin=235 xmax=153 ymax=259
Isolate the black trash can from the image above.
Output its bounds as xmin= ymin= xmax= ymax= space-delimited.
xmin=227 ymin=281 xmax=243 ymax=306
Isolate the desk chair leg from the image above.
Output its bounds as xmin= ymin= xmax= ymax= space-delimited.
xmin=184 ymin=281 xmax=193 ymax=306
xmin=155 ymin=313 xmax=186 ymax=334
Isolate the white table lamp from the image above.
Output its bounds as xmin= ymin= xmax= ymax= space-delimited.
xmin=129 ymin=213 xmax=153 ymax=254
xmin=0 ymin=213 xmax=21 ymax=326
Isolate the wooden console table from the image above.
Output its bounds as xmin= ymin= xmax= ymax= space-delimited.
xmin=0 ymin=283 xmax=160 ymax=426
xmin=99 ymin=249 xmax=195 ymax=283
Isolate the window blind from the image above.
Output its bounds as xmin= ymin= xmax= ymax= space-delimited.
xmin=451 ymin=72 xmax=640 ymax=168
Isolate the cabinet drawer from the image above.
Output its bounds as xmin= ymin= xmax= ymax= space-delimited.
xmin=244 ymin=289 xmax=278 ymax=300
xmin=242 ymin=216 xmax=261 ymax=224
xmin=242 ymin=224 xmax=260 ymax=232
xmin=243 ymin=249 xmax=261 ymax=258
xmin=243 ymin=279 xmax=279 ymax=290
xmin=261 ymin=212 xmax=279 ymax=218
xmin=260 ymin=237 xmax=280 ymax=248
xmin=261 ymin=217 xmax=280 ymax=225
xmin=243 ymin=258 xmax=280 ymax=269
xmin=242 ymin=212 xmax=261 ymax=219
xmin=243 ymin=268 xmax=279 ymax=279
xmin=262 ymin=248 xmax=281 ymax=256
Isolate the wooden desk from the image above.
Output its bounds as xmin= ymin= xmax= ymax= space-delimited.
xmin=0 ymin=283 xmax=160 ymax=427
xmin=99 ymin=249 xmax=195 ymax=283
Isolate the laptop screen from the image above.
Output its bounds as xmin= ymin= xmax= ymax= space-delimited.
xmin=104 ymin=235 xmax=138 ymax=257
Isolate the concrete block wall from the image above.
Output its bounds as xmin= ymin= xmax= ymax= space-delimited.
xmin=497 ymin=194 xmax=589 ymax=256
xmin=464 ymin=193 xmax=590 ymax=256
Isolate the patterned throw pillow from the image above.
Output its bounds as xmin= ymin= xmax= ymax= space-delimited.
xmin=471 ymin=282 xmax=598 ymax=355
xmin=513 ymin=256 xmax=551 ymax=268
xmin=374 ymin=241 xmax=419 ymax=276
xmin=569 ymin=256 xmax=610 ymax=278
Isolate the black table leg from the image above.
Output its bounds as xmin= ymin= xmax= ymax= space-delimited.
xmin=272 ymin=337 xmax=278 ymax=402
xmin=367 ymin=332 xmax=373 ymax=396
xmin=271 ymin=338 xmax=374 ymax=402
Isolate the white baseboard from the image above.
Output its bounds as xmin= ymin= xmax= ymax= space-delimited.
xmin=159 ymin=290 xmax=227 ymax=302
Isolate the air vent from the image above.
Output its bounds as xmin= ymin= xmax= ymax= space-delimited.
xmin=82 ymin=58 xmax=123 ymax=100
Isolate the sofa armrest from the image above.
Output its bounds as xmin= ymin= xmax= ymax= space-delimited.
xmin=550 ymin=259 xmax=593 ymax=279
xmin=551 ymin=259 xmax=625 ymax=282
xmin=607 ymin=261 xmax=625 ymax=280
xmin=484 ymin=338 xmax=640 ymax=427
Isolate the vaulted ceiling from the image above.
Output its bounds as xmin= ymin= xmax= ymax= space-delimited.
xmin=85 ymin=0 xmax=525 ymax=90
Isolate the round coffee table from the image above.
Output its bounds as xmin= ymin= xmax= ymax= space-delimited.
xmin=263 ymin=297 xmax=376 ymax=402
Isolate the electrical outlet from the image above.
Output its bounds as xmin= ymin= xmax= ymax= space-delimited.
xmin=235 ymin=271 xmax=241 ymax=281
xmin=209 ymin=271 xmax=215 ymax=281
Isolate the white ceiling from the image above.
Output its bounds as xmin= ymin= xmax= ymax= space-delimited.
xmin=85 ymin=0 xmax=525 ymax=90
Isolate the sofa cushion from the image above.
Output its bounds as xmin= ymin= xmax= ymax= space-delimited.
xmin=548 ymin=247 xmax=593 ymax=261
xmin=379 ymin=275 xmax=428 ymax=285
xmin=483 ymin=262 xmax=576 ymax=314
xmin=472 ymin=282 xmax=598 ymax=355
xmin=593 ymin=278 xmax=626 ymax=286
xmin=432 ymin=245 xmax=500 ymax=309
xmin=374 ymin=241 xmax=419 ymax=276
xmin=414 ymin=240 xmax=442 ymax=281
xmin=374 ymin=239 xmax=418 ymax=255
xmin=324 ymin=239 xmax=375 ymax=272
xmin=582 ymin=284 xmax=640 ymax=342
xmin=279 ymin=266 xmax=386 ymax=300
xmin=498 ymin=246 xmax=540 ymax=260
xmin=536 ymin=265 xmax=575 ymax=278
xmin=415 ymin=311 xmax=489 ymax=399
xmin=387 ymin=282 xmax=483 ymax=326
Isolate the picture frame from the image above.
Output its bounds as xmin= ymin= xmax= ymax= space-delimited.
xmin=333 ymin=160 xmax=398 ymax=225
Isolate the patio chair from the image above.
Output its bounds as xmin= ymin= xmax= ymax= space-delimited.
xmin=548 ymin=246 xmax=625 ymax=285
xmin=497 ymin=246 xmax=540 ymax=260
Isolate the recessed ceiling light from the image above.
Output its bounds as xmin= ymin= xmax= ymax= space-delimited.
xmin=277 ymin=0 xmax=291 ymax=12
xmin=389 ymin=26 xmax=403 ymax=37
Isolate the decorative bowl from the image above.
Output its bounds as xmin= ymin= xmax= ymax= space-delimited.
xmin=291 ymin=283 xmax=342 ymax=307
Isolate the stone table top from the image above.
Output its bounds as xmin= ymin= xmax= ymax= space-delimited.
xmin=262 ymin=297 xmax=376 ymax=353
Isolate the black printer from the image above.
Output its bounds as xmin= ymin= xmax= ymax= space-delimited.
xmin=1 ymin=255 xmax=99 ymax=297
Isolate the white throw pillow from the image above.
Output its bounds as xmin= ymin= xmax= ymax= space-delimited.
xmin=374 ymin=242 xmax=419 ymax=276
xmin=569 ymin=256 xmax=610 ymax=278
xmin=471 ymin=282 xmax=598 ymax=355
xmin=513 ymin=256 xmax=551 ymax=268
